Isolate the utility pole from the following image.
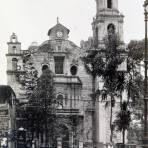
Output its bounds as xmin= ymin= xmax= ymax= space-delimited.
xmin=143 ymin=1 xmax=148 ymax=147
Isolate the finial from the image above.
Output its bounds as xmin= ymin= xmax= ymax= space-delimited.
xmin=12 ymin=32 xmax=15 ymax=36
xmin=10 ymin=32 xmax=18 ymax=42
xmin=57 ymin=17 xmax=59 ymax=24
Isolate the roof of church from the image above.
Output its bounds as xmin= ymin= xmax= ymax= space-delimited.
xmin=37 ymin=39 xmax=79 ymax=53
xmin=29 ymin=19 xmax=80 ymax=53
xmin=47 ymin=23 xmax=70 ymax=36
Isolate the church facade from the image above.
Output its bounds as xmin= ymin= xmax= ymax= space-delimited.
xmin=6 ymin=0 xmax=125 ymax=148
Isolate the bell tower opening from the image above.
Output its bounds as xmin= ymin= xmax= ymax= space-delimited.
xmin=12 ymin=58 xmax=18 ymax=71
xmin=107 ymin=0 xmax=112 ymax=9
xmin=107 ymin=23 xmax=115 ymax=34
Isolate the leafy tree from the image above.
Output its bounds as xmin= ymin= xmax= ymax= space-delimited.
xmin=29 ymin=67 xmax=57 ymax=146
xmin=14 ymin=52 xmax=39 ymax=146
xmin=125 ymin=40 xmax=144 ymax=144
xmin=23 ymin=59 xmax=38 ymax=98
xmin=20 ymin=102 xmax=44 ymax=141
xmin=101 ymin=37 xmax=144 ymax=145
xmin=16 ymin=51 xmax=38 ymax=98
xmin=128 ymin=40 xmax=144 ymax=63
xmin=16 ymin=53 xmax=69 ymax=147
xmin=126 ymin=40 xmax=144 ymax=103
xmin=81 ymin=33 xmax=126 ymax=146
xmin=81 ymin=46 xmax=105 ymax=148
xmin=34 ymin=67 xmax=71 ymax=147
xmin=101 ymin=33 xmax=124 ymax=143
xmin=114 ymin=101 xmax=131 ymax=147
xmin=17 ymin=60 xmax=58 ymax=146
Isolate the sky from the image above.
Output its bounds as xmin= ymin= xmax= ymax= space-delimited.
xmin=0 ymin=0 xmax=144 ymax=85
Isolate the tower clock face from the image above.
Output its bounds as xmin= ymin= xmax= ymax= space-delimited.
xmin=56 ymin=31 xmax=63 ymax=38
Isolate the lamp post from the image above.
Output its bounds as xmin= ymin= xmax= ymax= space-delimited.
xmin=143 ymin=0 xmax=148 ymax=147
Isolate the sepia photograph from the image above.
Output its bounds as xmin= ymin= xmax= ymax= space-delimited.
xmin=0 ymin=0 xmax=146 ymax=148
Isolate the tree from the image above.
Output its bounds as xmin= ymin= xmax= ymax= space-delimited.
xmin=15 ymin=52 xmax=39 ymax=140
xmin=22 ymin=102 xmax=45 ymax=141
xmin=16 ymin=52 xmax=68 ymax=147
xmin=101 ymin=33 xmax=124 ymax=143
xmin=23 ymin=59 xmax=38 ymax=98
xmin=81 ymin=33 xmax=126 ymax=146
xmin=126 ymin=40 xmax=144 ymax=102
xmin=30 ymin=67 xmax=57 ymax=146
xmin=16 ymin=51 xmax=38 ymax=99
xmin=126 ymin=40 xmax=144 ymax=103
xmin=128 ymin=40 xmax=144 ymax=63
xmin=125 ymin=39 xmax=144 ymax=145
xmin=114 ymin=101 xmax=131 ymax=147
xmin=81 ymin=46 xmax=105 ymax=148
xmin=101 ymin=37 xmax=144 ymax=145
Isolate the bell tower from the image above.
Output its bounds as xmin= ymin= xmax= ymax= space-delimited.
xmin=6 ymin=33 xmax=24 ymax=98
xmin=92 ymin=0 xmax=124 ymax=47
xmin=7 ymin=33 xmax=22 ymax=72
xmin=95 ymin=0 xmax=118 ymax=12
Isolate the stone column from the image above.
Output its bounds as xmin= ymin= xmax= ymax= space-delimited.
xmin=95 ymin=100 xmax=100 ymax=148
xmin=69 ymin=131 xmax=73 ymax=148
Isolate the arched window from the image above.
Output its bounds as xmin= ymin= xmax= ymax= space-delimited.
xmin=12 ymin=58 xmax=18 ymax=71
xmin=12 ymin=46 xmax=17 ymax=54
xmin=57 ymin=94 xmax=64 ymax=109
xmin=107 ymin=23 xmax=115 ymax=34
xmin=12 ymin=37 xmax=16 ymax=43
xmin=107 ymin=0 xmax=112 ymax=9
xmin=70 ymin=65 xmax=78 ymax=76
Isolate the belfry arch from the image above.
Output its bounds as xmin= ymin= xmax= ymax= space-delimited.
xmin=107 ymin=0 xmax=112 ymax=9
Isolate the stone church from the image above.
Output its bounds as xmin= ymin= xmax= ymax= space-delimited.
xmin=6 ymin=0 xmax=125 ymax=147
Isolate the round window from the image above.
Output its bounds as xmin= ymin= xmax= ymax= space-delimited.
xmin=70 ymin=65 xmax=77 ymax=76
xmin=42 ymin=65 xmax=49 ymax=71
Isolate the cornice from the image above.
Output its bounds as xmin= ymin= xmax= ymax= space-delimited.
xmin=6 ymin=53 xmax=23 ymax=57
xmin=7 ymin=70 xmax=25 ymax=75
